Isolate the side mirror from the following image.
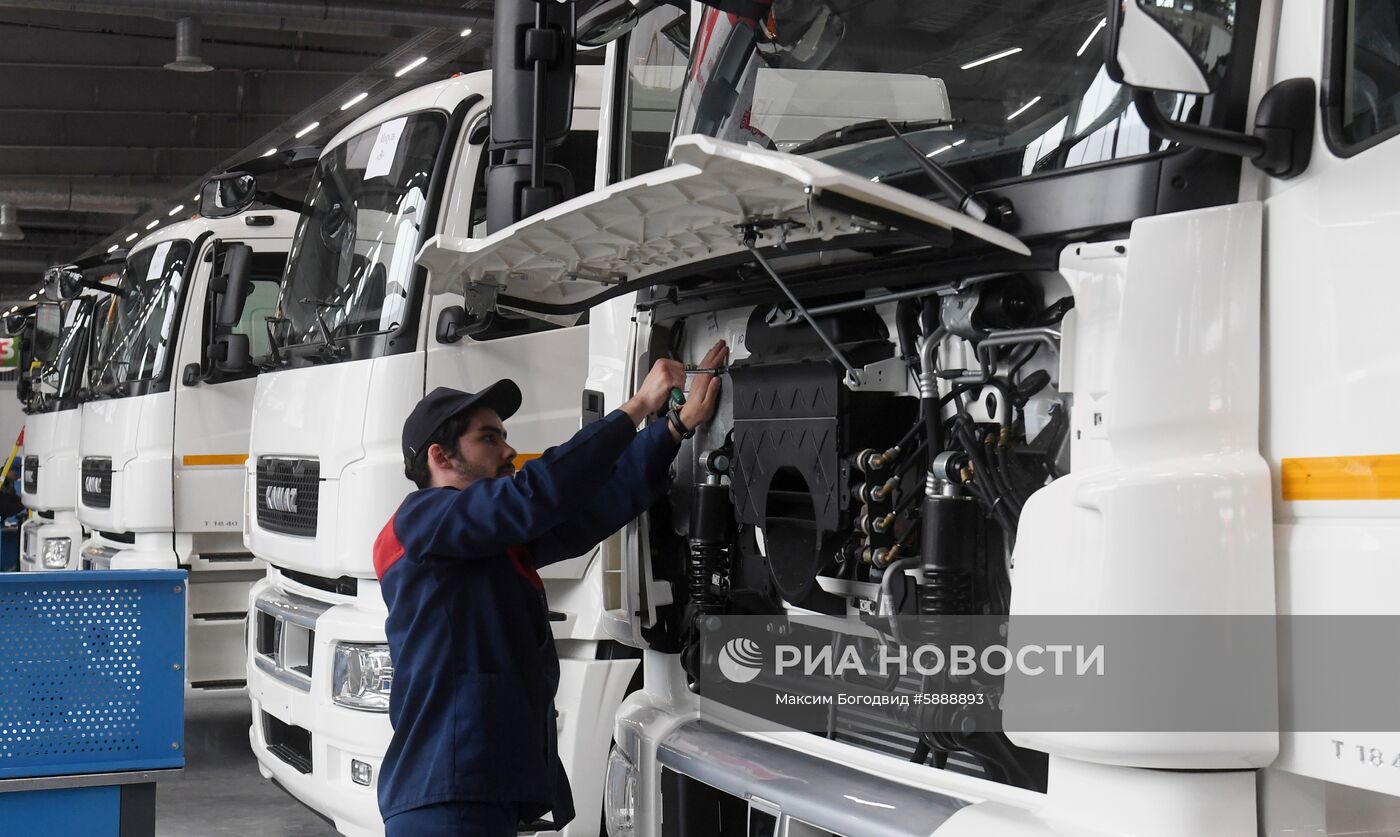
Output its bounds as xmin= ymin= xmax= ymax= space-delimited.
xmin=488 ymin=0 xmax=577 ymax=231
xmin=577 ymin=0 xmax=660 ymax=47
xmin=215 ymin=244 xmax=254 ymax=327
xmin=200 ymin=172 xmax=258 ymax=219
xmin=1105 ymin=0 xmax=1233 ymax=95
xmin=217 ymin=333 xmax=251 ymax=374
xmin=33 ymin=302 xmax=63 ymax=365
xmin=44 ymin=266 xmax=86 ymax=300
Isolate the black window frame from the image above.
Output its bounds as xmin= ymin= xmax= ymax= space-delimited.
xmin=1323 ymin=0 xmax=1400 ymax=157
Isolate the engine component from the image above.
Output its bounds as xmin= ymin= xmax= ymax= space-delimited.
xmin=687 ymin=448 xmax=733 ymax=616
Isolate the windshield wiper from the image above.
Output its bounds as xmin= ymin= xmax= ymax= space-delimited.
xmin=788 ymin=117 xmax=961 ymax=155
xmin=299 ymin=298 xmax=348 ymax=361
xmin=876 ymin=119 xmax=1003 ymax=226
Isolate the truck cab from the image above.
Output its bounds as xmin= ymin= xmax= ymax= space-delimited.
xmin=19 ymin=259 xmax=122 ymax=572
xmin=78 ymin=211 xmax=295 ymax=694
xmin=440 ymin=1 xmax=1400 ymax=834
xmin=241 ymin=67 xmax=630 ymax=837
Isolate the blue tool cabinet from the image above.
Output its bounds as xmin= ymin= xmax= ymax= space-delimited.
xmin=0 ymin=570 xmax=187 ymax=835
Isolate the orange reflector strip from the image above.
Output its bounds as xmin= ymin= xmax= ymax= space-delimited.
xmin=1281 ymin=455 xmax=1400 ymax=501
xmin=513 ymin=453 xmax=542 ymax=470
xmin=182 ymin=454 xmax=249 ymax=467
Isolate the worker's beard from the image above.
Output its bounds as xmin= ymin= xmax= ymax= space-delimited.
xmin=450 ymin=454 xmax=514 ymax=486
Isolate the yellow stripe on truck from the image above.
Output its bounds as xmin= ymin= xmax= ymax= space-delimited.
xmin=1281 ymin=455 xmax=1400 ymax=501
xmin=182 ymin=454 xmax=250 ymax=467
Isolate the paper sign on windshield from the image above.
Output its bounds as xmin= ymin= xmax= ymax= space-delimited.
xmin=145 ymin=241 xmax=174 ymax=283
xmin=365 ymin=117 xmax=408 ymax=181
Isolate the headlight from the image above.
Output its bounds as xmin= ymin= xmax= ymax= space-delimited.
xmin=43 ymin=538 xmax=71 ymax=569
xmin=332 ymin=642 xmax=393 ymax=711
xmin=604 ymin=745 xmax=638 ymax=837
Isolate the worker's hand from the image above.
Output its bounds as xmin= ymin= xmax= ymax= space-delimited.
xmin=621 ymin=358 xmax=686 ymax=425
xmin=677 ymin=340 xmax=729 ymax=437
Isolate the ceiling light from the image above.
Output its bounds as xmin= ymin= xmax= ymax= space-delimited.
xmin=168 ymin=204 xmax=185 ymax=216
xmin=125 ymin=233 xmax=138 ymax=242
xmin=1077 ymin=18 xmax=1108 ymax=57
xmin=961 ymin=47 xmax=1022 ymax=70
xmin=263 ymin=147 xmax=278 ymax=158
xmin=27 ymin=293 xmax=37 ymax=301
xmin=295 ymin=122 xmax=320 ymax=139
xmin=107 ymin=245 xmax=119 ymax=254
xmin=460 ymin=28 xmax=473 ymax=37
xmin=1007 ymin=96 xmax=1043 ymax=121
xmin=146 ymin=220 xmax=160 ymax=230
xmin=927 ymin=145 xmax=952 ymax=157
xmin=342 ymin=92 xmax=369 ymax=111
xmin=395 ymin=56 xmax=428 ymax=78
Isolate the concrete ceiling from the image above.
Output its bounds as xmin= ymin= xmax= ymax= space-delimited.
xmin=0 ymin=0 xmax=494 ymax=308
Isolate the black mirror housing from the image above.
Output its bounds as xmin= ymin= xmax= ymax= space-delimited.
xmin=491 ymin=1 xmax=576 ymax=149
xmin=200 ymin=172 xmax=258 ymax=219
xmin=215 ymin=244 xmax=254 ymax=327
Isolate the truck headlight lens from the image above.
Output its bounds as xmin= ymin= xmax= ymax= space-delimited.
xmin=604 ymin=745 xmax=638 ymax=837
xmin=43 ymin=538 xmax=71 ymax=569
xmin=332 ymin=642 xmax=393 ymax=712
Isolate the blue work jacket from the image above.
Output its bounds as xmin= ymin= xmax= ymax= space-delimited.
xmin=372 ymin=409 xmax=678 ymax=824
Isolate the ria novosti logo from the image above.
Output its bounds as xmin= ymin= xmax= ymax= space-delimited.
xmin=718 ymin=637 xmax=764 ymax=684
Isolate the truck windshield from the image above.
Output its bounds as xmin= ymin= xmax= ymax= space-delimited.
xmin=674 ymin=0 xmax=1223 ymax=187
xmin=92 ymin=240 xmax=193 ymax=392
xmin=276 ymin=111 xmax=447 ymax=351
xmin=32 ymin=298 xmax=97 ymax=411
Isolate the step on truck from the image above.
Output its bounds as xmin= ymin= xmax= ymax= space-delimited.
xmin=75 ymin=208 xmax=298 ymax=695
xmin=438 ymin=0 xmax=1400 ymax=834
xmin=18 ymin=256 xmax=124 ymax=571
xmin=231 ymin=60 xmax=635 ymax=835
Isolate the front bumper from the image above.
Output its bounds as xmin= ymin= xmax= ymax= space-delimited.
xmin=19 ymin=514 xmax=82 ymax=571
xmin=248 ymin=570 xmax=639 ymax=837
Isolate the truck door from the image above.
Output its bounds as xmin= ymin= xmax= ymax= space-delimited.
xmin=1263 ymin=0 xmax=1400 ymax=798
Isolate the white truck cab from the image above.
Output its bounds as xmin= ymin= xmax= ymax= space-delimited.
xmin=18 ymin=261 xmax=122 ymax=571
xmin=240 ymin=66 xmax=633 ymax=837
xmin=78 ymin=210 xmax=296 ymax=693
xmin=436 ymin=0 xmax=1400 ymax=834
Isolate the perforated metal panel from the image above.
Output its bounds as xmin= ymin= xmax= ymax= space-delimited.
xmin=0 ymin=570 xmax=186 ymax=779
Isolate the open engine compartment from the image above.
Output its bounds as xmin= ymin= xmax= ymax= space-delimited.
xmin=642 ymin=262 xmax=1075 ymax=790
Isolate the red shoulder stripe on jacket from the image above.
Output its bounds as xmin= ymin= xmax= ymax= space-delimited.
xmin=373 ymin=514 xmax=405 ymax=579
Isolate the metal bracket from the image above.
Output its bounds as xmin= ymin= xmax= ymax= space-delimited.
xmin=846 ymin=356 xmax=909 ymax=392
xmin=463 ymin=282 xmax=499 ymax=317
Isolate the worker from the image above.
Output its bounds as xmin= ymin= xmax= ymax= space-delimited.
xmin=373 ymin=340 xmax=729 ymax=836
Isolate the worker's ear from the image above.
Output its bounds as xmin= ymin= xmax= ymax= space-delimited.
xmin=426 ymin=442 xmax=457 ymax=471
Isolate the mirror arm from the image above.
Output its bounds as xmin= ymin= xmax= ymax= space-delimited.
xmin=81 ymin=279 xmax=127 ymax=298
xmin=255 ymin=192 xmax=310 ymax=215
xmin=1132 ymin=89 xmax=1265 ymax=161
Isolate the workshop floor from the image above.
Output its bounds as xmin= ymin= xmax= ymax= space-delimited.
xmin=156 ymin=694 xmax=341 ymax=837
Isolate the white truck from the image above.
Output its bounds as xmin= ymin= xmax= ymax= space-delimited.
xmin=76 ymin=210 xmax=296 ymax=694
xmin=430 ymin=0 xmax=1400 ymax=834
xmin=18 ymin=258 xmax=123 ymax=571
xmin=234 ymin=64 xmax=639 ymax=835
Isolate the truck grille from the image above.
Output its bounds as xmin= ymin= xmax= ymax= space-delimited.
xmin=262 ymin=712 xmax=312 ymax=774
xmin=80 ymin=457 xmax=113 ymax=508
xmin=21 ymin=456 xmax=36 ymax=494
xmin=256 ymin=457 xmax=320 ymax=536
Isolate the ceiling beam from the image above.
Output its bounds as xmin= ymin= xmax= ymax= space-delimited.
xmin=0 ymin=0 xmax=488 ymax=34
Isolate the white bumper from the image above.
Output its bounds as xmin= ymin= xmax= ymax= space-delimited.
xmin=19 ymin=514 xmax=83 ymax=571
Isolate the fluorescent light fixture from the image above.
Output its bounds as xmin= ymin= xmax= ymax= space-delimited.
xmin=460 ymin=28 xmax=472 ymax=37
xmin=395 ymin=56 xmax=428 ymax=77
xmin=145 ymin=220 xmax=160 ymax=230
xmin=263 ymin=147 xmax=278 ymax=157
xmin=295 ymin=122 xmax=320 ymax=139
xmin=341 ymin=92 xmax=369 ymax=111
xmin=125 ymin=233 xmax=138 ymax=242
xmin=27 ymin=293 xmax=37 ymax=301
xmin=1007 ymin=96 xmax=1043 ymax=121
xmin=1077 ymin=18 xmax=1107 ymax=57
xmin=107 ymin=244 xmax=119 ymax=254
xmin=961 ymin=46 xmax=1022 ymax=70
xmin=168 ymin=204 xmax=185 ymax=216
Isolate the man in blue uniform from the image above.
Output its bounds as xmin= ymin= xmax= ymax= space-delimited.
xmin=373 ymin=341 xmax=728 ymax=836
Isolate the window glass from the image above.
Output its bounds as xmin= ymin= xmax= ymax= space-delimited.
xmin=93 ymin=240 xmax=193 ymax=390
xmin=618 ymin=5 xmax=689 ymax=179
xmin=1335 ymin=0 xmax=1400 ymax=148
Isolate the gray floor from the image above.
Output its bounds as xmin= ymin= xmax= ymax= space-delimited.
xmin=156 ymin=695 xmax=342 ymax=837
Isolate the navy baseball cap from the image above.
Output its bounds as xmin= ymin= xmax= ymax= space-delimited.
xmin=402 ymin=381 xmax=522 ymax=467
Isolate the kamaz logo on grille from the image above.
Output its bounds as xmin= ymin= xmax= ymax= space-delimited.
xmin=265 ymin=486 xmax=299 ymax=514
xmin=84 ymin=475 xmax=104 ymax=495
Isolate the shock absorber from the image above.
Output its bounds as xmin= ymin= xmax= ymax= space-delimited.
xmin=688 ymin=448 xmax=733 ymax=616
